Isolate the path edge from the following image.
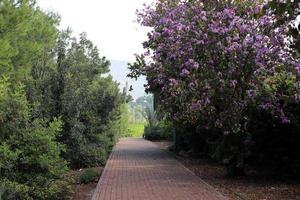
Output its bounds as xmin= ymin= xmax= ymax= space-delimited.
xmin=91 ymin=138 xmax=118 ymax=200
xmin=92 ymin=138 xmax=228 ymax=200
xmin=149 ymin=140 xmax=229 ymax=200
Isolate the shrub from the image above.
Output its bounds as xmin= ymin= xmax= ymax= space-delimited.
xmin=144 ymin=120 xmax=172 ymax=141
xmin=79 ymin=169 xmax=99 ymax=184
xmin=0 ymin=78 xmax=70 ymax=200
xmin=0 ymin=119 xmax=70 ymax=200
xmin=44 ymin=179 xmax=73 ymax=200
xmin=0 ymin=1 xmax=124 ymax=199
xmin=53 ymin=33 xmax=124 ymax=169
xmin=1 ymin=178 xmax=72 ymax=200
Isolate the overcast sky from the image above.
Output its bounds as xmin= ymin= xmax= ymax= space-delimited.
xmin=37 ymin=0 xmax=152 ymax=62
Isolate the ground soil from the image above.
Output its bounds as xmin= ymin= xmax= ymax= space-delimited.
xmin=71 ymin=182 xmax=98 ymax=200
xmin=153 ymin=141 xmax=300 ymax=200
xmin=68 ymin=167 xmax=103 ymax=200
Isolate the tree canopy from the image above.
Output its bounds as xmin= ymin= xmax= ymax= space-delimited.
xmin=0 ymin=1 xmax=126 ymax=199
xmin=130 ymin=0 xmax=300 ymax=175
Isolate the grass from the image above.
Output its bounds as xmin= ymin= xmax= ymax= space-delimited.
xmin=128 ymin=123 xmax=145 ymax=138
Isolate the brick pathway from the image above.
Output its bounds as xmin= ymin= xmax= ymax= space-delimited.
xmin=92 ymin=138 xmax=227 ymax=200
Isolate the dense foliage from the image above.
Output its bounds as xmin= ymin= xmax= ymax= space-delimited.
xmin=0 ymin=78 xmax=70 ymax=200
xmin=144 ymin=119 xmax=172 ymax=141
xmin=52 ymin=32 xmax=123 ymax=168
xmin=0 ymin=0 xmax=125 ymax=199
xmin=268 ymin=0 xmax=300 ymax=54
xmin=130 ymin=0 xmax=300 ymax=175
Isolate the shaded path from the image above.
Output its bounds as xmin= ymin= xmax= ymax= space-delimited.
xmin=92 ymin=138 xmax=227 ymax=200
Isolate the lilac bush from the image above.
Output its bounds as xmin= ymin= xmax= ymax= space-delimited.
xmin=133 ymin=0 xmax=300 ymax=136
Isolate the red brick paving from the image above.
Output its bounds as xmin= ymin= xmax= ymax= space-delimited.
xmin=92 ymin=138 xmax=227 ymax=200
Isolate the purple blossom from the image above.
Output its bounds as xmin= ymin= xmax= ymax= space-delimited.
xmin=225 ymin=42 xmax=241 ymax=52
xmin=186 ymin=59 xmax=199 ymax=70
xmin=191 ymin=102 xmax=201 ymax=111
xmin=277 ymin=106 xmax=291 ymax=124
xmin=247 ymin=90 xmax=257 ymax=98
xmin=230 ymin=80 xmax=238 ymax=88
xmin=223 ymin=8 xmax=236 ymax=19
xmin=296 ymin=62 xmax=300 ymax=75
xmin=180 ymin=69 xmax=190 ymax=77
xmin=164 ymin=28 xmax=172 ymax=36
xmin=204 ymin=97 xmax=210 ymax=105
xmin=176 ymin=23 xmax=186 ymax=31
xmin=254 ymin=5 xmax=262 ymax=14
xmin=135 ymin=0 xmax=300 ymax=133
xmin=243 ymin=35 xmax=254 ymax=46
xmin=188 ymin=82 xmax=195 ymax=89
xmin=169 ymin=78 xmax=179 ymax=86
xmin=281 ymin=117 xmax=291 ymax=124
xmin=260 ymin=103 xmax=273 ymax=110
xmin=172 ymin=113 xmax=178 ymax=120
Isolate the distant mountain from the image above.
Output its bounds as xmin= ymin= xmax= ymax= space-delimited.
xmin=109 ymin=60 xmax=147 ymax=100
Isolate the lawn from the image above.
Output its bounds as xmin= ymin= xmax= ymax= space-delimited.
xmin=128 ymin=123 xmax=145 ymax=138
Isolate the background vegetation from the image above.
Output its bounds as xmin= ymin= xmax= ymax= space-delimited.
xmin=0 ymin=0 xmax=127 ymax=199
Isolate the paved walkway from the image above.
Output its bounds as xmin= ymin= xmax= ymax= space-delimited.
xmin=92 ymin=138 xmax=227 ymax=200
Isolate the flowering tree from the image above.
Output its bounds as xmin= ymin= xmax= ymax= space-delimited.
xmin=268 ymin=0 xmax=300 ymax=54
xmin=129 ymin=0 xmax=300 ymax=174
xmin=130 ymin=0 xmax=299 ymax=134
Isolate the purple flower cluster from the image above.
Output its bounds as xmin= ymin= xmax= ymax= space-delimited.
xmin=136 ymin=0 xmax=300 ymax=132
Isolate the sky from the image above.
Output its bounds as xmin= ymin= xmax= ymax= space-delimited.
xmin=37 ymin=0 xmax=153 ymax=99
xmin=37 ymin=0 xmax=152 ymax=62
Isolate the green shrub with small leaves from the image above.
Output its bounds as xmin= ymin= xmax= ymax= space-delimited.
xmin=0 ymin=78 xmax=70 ymax=200
xmin=79 ymin=169 xmax=99 ymax=184
xmin=144 ymin=120 xmax=172 ymax=141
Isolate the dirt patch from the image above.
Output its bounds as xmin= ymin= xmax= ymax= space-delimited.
xmin=71 ymin=182 xmax=98 ymax=200
xmin=152 ymin=141 xmax=300 ymax=200
xmin=66 ymin=167 xmax=103 ymax=200
xmin=153 ymin=140 xmax=173 ymax=151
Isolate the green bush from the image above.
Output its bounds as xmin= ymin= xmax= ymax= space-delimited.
xmin=0 ymin=119 xmax=71 ymax=200
xmin=54 ymin=34 xmax=123 ymax=168
xmin=0 ymin=78 xmax=70 ymax=200
xmin=1 ymin=178 xmax=72 ymax=200
xmin=0 ymin=1 xmax=124 ymax=199
xmin=144 ymin=120 xmax=172 ymax=141
xmin=44 ymin=179 xmax=73 ymax=200
xmin=79 ymin=169 xmax=99 ymax=184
